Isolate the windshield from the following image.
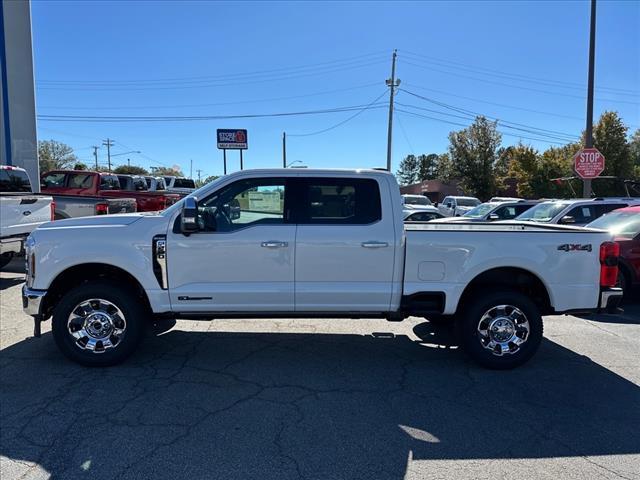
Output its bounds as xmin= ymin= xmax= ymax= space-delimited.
xmin=463 ymin=203 xmax=496 ymax=218
xmin=587 ymin=211 xmax=640 ymax=238
xmin=162 ymin=175 xmax=227 ymax=216
xmin=403 ymin=195 xmax=431 ymax=206
xmin=457 ymin=198 xmax=480 ymax=207
xmin=174 ymin=178 xmax=196 ymax=189
xmin=0 ymin=169 xmax=32 ymax=192
xmin=517 ymin=202 xmax=569 ymax=222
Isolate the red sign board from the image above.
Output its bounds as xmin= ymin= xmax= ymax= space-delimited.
xmin=574 ymin=148 xmax=605 ymax=179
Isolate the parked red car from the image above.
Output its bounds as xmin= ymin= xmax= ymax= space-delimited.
xmin=587 ymin=206 xmax=640 ymax=295
xmin=41 ymin=170 xmax=180 ymax=212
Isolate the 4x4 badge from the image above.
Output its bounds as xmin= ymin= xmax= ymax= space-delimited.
xmin=557 ymin=244 xmax=592 ymax=252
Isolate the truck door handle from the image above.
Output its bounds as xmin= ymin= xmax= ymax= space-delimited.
xmin=261 ymin=241 xmax=288 ymax=248
xmin=361 ymin=241 xmax=389 ymax=248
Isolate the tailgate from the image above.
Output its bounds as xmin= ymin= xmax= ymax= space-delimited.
xmin=107 ymin=198 xmax=137 ymax=214
xmin=0 ymin=195 xmax=53 ymax=237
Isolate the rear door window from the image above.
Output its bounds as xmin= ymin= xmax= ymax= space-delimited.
xmin=41 ymin=172 xmax=67 ymax=188
xmin=595 ymin=204 xmax=627 ymax=217
xmin=297 ymin=178 xmax=381 ymax=225
xmin=68 ymin=173 xmax=94 ymax=189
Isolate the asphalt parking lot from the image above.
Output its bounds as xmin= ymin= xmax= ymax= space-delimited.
xmin=1 ymin=257 xmax=639 ymax=480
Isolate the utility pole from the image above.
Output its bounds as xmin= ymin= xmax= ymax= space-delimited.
xmin=102 ymin=138 xmax=114 ymax=172
xmin=127 ymin=158 xmax=130 ymax=167
xmin=386 ymin=49 xmax=400 ymax=172
xmin=583 ymin=0 xmax=597 ymax=198
xmin=282 ymin=132 xmax=287 ymax=168
xmin=196 ymin=169 xmax=203 ymax=184
xmin=190 ymin=159 xmax=193 ymax=179
xmin=92 ymin=146 xmax=99 ymax=170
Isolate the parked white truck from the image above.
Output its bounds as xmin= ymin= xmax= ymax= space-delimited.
xmin=22 ymin=169 xmax=623 ymax=369
xmin=0 ymin=166 xmax=54 ymax=269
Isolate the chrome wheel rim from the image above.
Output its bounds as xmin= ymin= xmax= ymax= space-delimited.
xmin=477 ymin=304 xmax=529 ymax=356
xmin=67 ymin=299 xmax=126 ymax=353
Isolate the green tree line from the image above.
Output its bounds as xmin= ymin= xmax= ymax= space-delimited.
xmin=396 ymin=111 xmax=640 ymax=199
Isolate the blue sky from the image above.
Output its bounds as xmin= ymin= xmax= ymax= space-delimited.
xmin=32 ymin=0 xmax=639 ymax=179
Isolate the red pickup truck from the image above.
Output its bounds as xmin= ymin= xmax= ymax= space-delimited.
xmin=41 ymin=170 xmax=180 ymax=212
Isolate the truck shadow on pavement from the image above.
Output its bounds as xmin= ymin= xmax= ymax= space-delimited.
xmin=1 ymin=323 xmax=639 ymax=480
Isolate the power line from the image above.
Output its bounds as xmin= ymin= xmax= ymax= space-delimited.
xmin=396 ymin=109 xmax=568 ymax=145
xmin=37 ymin=82 xmax=381 ymax=111
xmin=36 ymin=59 xmax=388 ymax=92
xmin=38 ymin=51 xmax=388 ymax=85
xmin=288 ymin=92 xmax=388 ymax=137
xmin=399 ymin=89 xmax=580 ymax=142
xmin=401 ymin=50 xmax=639 ymax=96
xmin=37 ymin=103 xmax=389 ymax=123
xmin=396 ymin=114 xmax=415 ymax=155
xmin=401 ymin=59 xmax=640 ymax=106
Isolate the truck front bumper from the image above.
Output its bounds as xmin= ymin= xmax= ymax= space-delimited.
xmin=22 ymin=285 xmax=47 ymax=317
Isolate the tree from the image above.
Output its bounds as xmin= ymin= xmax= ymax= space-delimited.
xmin=627 ymin=128 xmax=640 ymax=175
xmin=73 ymin=162 xmax=88 ymax=170
xmin=417 ymin=154 xmax=439 ymax=181
xmin=502 ymin=143 xmax=539 ymax=198
xmin=197 ymin=175 xmax=219 ymax=187
xmin=535 ymin=143 xmax=580 ymax=198
xmin=38 ymin=140 xmax=77 ymax=173
xmin=448 ymin=116 xmax=502 ymax=200
xmin=152 ymin=167 xmax=183 ymax=177
xmin=113 ymin=165 xmax=149 ymax=175
xmin=435 ymin=153 xmax=454 ymax=182
xmin=593 ymin=111 xmax=633 ymax=180
xmin=396 ymin=155 xmax=419 ymax=185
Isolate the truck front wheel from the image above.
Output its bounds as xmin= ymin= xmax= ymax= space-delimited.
xmin=459 ymin=290 xmax=543 ymax=369
xmin=52 ymin=281 xmax=146 ymax=367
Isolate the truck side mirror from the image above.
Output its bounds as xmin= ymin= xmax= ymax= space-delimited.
xmin=181 ymin=197 xmax=200 ymax=234
xmin=559 ymin=215 xmax=575 ymax=224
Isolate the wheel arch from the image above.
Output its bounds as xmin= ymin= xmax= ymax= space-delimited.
xmin=41 ymin=263 xmax=152 ymax=320
xmin=457 ymin=267 xmax=552 ymax=315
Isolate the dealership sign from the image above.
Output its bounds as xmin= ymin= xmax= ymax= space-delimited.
xmin=574 ymin=147 xmax=605 ymax=179
xmin=217 ymin=129 xmax=248 ymax=150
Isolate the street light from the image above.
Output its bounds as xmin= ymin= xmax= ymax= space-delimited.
xmin=286 ymin=160 xmax=304 ymax=168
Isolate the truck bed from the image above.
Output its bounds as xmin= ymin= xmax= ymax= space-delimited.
xmin=403 ymin=221 xmax=611 ymax=315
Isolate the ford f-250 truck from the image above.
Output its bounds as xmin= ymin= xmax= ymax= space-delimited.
xmin=41 ymin=170 xmax=180 ymax=212
xmin=22 ymin=169 xmax=623 ymax=369
xmin=0 ymin=166 xmax=54 ymax=269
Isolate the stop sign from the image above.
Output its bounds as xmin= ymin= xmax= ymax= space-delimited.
xmin=574 ymin=148 xmax=605 ymax=179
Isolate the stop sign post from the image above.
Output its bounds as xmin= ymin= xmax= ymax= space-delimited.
xmin=574 ymin=147 xmax=605 ymax=179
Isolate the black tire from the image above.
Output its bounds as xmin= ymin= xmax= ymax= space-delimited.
xmin=616 ymin=269 xmax=629 ymax=298
xmin=458 ymin=290 xmax=543 ymax=370
xmin=52 ymin=281 xmax=147 ymax=367
xmin=0 ymin=253 xmax=14 ymax=270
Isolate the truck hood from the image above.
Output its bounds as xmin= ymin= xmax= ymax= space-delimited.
xmin=37 ymin=212 xmax=151 ymax=229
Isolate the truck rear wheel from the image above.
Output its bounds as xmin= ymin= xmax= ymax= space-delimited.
xmin=459 ymin=290 xmax=543 ymax=369
xmin=52 ymin=281 xmax=146 ymax=367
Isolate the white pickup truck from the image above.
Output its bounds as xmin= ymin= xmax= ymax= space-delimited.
xmin=0 ymin=166 xmax=53 ymax=269
xmin=22 ymin=169 xmax=623 ymax=369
